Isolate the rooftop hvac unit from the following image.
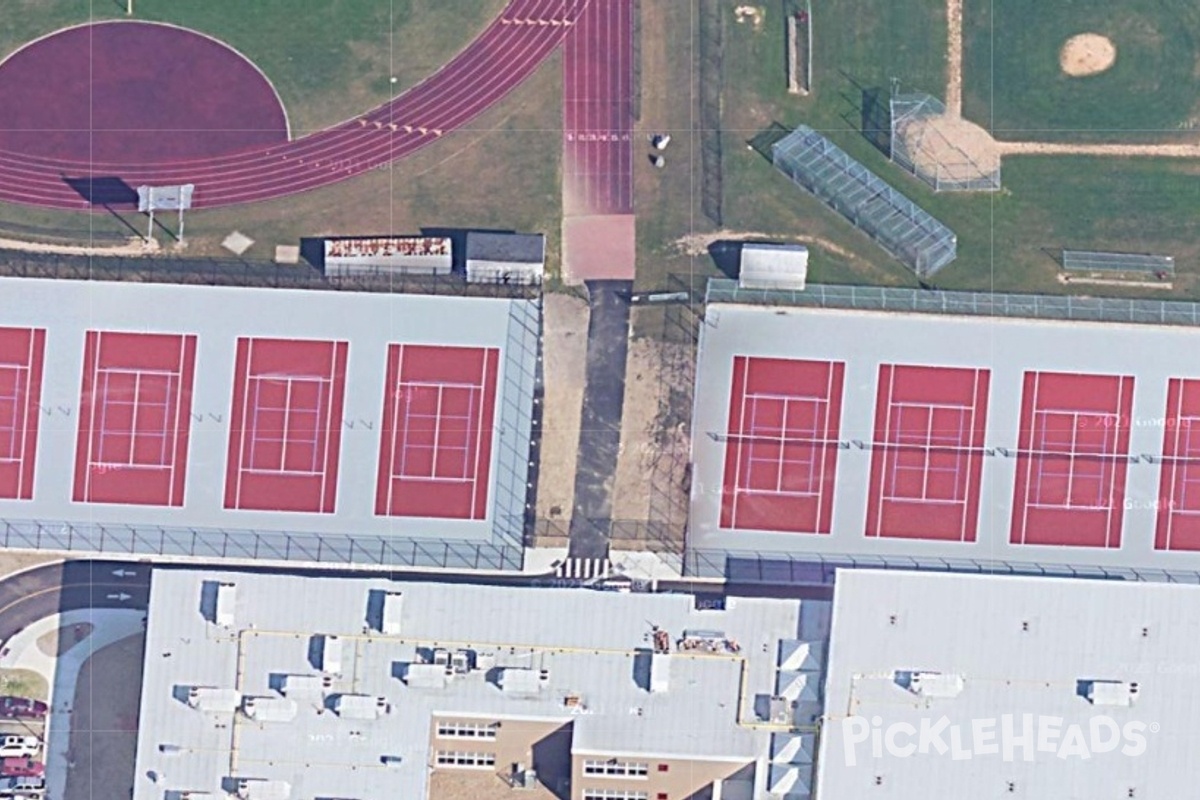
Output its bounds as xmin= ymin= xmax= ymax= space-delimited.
xmin=403 ymin=663 xmax=447 ymax=689
xmin=215 ymin=583 xmax=237 ymax=627
xmin=909 ymin=672 xmax=965 ymax=699
xmin=333 ymin=694 xmax=387 ymax=720
xmin=280 ymin=674 xmax=332 ymax=698
xmin=235 ymin=781 xmax=290 ymax=800
xmin=186 ymin=687 xmax=241 ymax=714
xmin=450 ymin=650 xmax=473 ymax=675
xmin=501 ymin=668 xmax=543 ymax=696
xmin=241 ymin=696 xmax=298 ymax=723
xmin=381 ymin=591 xmax=403 ymax=635
xmin=432 ymin=649 xmax=451 ymax=667
xmin=1086 ymin=680 xmax=1139 ymax=707
xmin=649 ymin=653 xmax=671 ymax=693
xmin=516 ymin=769 xmax=538 ymax=790
xmin=319 ymin=635 xmax=343 ymax=675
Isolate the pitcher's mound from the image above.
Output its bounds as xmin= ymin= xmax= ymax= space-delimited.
xmin=1060 ymin=33 xmax=1116 ymax=77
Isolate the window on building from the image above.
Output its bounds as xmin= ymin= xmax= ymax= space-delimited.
xmin=581 ymin=791 xmax=649 ymax=800
xmin=583 ymin=760 xmax=650 ymax=778
xmin=435 ymin=721 xmax=499 ymax=740
xmin=434 ymin=751 xmax=496 ymax=769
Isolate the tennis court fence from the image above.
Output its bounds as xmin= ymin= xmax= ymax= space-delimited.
xmin=0 ymin=248 xmax=540 ymax=300
xmin=706 ymin=279 xmax=1200 ymax=327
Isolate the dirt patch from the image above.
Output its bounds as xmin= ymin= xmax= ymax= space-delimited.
xmin=1060 ymin=33 xmax=1117 ymax=77
xmin=896 ymin=114 xmax=1000 ymax=184
xmin=0 ymin=551 xmax=59 ymax=580
xmin=674 ymin=229 xmax=859 ymax=263
xmin=998 ymin=140 xmax=1200 ymax=157
xmin=36 ymin=622 xmax=94 ymax=657
xmin=945 ymin=0 xmax=964 ymax=115
xmin=535 ymin=293 xmax=589 ymax=519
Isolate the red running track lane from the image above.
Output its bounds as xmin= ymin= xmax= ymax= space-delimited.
xmin=1010 ymin=370 xmax=1134 ymax=549
xmin=1155 ymin=378 xmax=1200 ymax=551
xmin=0 ymin=22 xmax=289 ymax=164
xmin=563 ymin=0 xmax=633 ymax=215
xmin=719 ymin=356 xmax=845 ymax=535
xmin=225 ymin=337 xmax=349 ymax=514
xmin=375 ymin=344 xmax=499 ymax=521
xmin=0 ymin=327 xmax=45 ymax=501
xmin=73 ymin=331 xmax=197 ymax=508
xmin=0 ymin=0 xmax=590 ymax=210
xmin=865 ymin=364 xmax=990 ymax=542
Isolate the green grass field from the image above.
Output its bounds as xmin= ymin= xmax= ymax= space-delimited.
xmin=0 ymin=49 xmax=563 ymax=267
xmin=644 ymin=0 xmax=1200 ymax=301
xmin=0 ymin=0 xmax=563 ymax=269
xmin=0 ymin=0 xmax=506 ymax=135
xmin=963 ymin=0 xmax=1200 ymax=142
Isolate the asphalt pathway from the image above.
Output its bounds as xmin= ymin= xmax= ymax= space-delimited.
xmin=0 ymin=561 xmax=150 ymax=646
xmin=569 ymin=280 xmax=633 ymax=557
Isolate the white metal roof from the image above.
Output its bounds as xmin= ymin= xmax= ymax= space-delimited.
xmin=817 ymin=569 xmax=1200 ymax=799
xmin=134 ymin=569 xmax=813 ymax=800
xmin=0 ymin=276 xmax=537 ymax=561
xmin=690 ymin=302 xmax=1200 ymax=577
xmin=739 ymin=244 xmax=808 ymax=291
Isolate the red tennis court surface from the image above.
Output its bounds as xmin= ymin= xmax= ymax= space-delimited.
xmin=1155 ymin=378 xmax=1200 ymax=551
xmin=73 ymin=331 xmax=196 ymax=507
xmin=375 ymin=344 xmax=499 ymax=520
xmin=720 ymin=356 xmax=845 ymax=534
xmin=0 ymin=328 xmax=45 ymax=501
xmin=866 ymin=365 xmax=990 ymax=541
xmin=1010 ymin=371 xmax=1134 ymax=548
xmin=225 ymin=338 xmax=348 ymax=514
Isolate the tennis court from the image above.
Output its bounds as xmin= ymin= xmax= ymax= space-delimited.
xmin=374 ymin=344 xmax=499 ymax=520
xmin=224 ymin=337 xmax=348 ymax=514
xmin=719 ymin=356 xmax=845 ymax=534
xmin=1010 ymin=371 xmax=1134 ymax=548
xmin=865 ymin=364 xmax=990 ymax=541
xmin=0 ymin=327 xmax=44 ymax=501
xmin=73 ymin=331 xmax=197 ymax=507
xmin=1155 ymin=378 xmax=1200 ymax=551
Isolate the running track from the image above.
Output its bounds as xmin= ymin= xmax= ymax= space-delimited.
xmin=0 ymin=0 xmax=589 ymax=210
xmin=562 ymin=0 xmax=633 ymax=215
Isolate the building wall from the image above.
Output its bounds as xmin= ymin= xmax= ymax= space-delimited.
xmin=571 ymin=753 xmax=752 ymax=800
xmin=428 ymin=715 xmax=572 ymax=792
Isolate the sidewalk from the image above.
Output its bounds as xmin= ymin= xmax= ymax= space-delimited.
xmin=0 ymin=609 xmax=145 ymax=800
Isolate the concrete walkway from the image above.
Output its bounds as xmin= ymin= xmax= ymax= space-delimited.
xmin=0 ymin=609 xmax=145 ymax=800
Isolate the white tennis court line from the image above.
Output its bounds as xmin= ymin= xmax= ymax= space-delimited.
xmin=245 ymin=375 xmax=328 ymax=475
xmin=0 ymin=364 xmax=28 ymax=463
xmin=1019 ymin=372 xmax=1129 ymax=546
xmin=729 ymin=361 xmax=840 ymax=530
xmin=871 ymin=368 xmax=985 ymax=540
xmin=13 ymin=332 xmax=37 ymax=498
xmin=1160 ymin=405 xmax=1200 ymax=549
xmin=741 ymin=395 xmax=821 ymax=496
xmin=383 ymin=346 xmax=492 ymax=518
xmin=395 ymin=383 xmax=481 ymax=482
xmin=1029 ymin=408 xmax=1117 ymax=510
xmin=95 ymin=371 xmax=176 ymax=468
